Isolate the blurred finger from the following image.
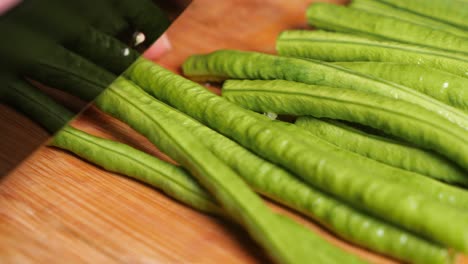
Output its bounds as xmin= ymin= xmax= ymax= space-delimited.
xmin=0 ymin=0 xmax=21 ymax=15
xmin=143 ymin=33 xmax=171 ymax=60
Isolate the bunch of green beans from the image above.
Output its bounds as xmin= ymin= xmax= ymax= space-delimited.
xmin=96 ymin=77 xmax=365 ymax=264
xmin=16 ymin=41 xmax=365 ymax=262
xmin=14 ymin=1 xmax=468 ymax=261
xmin=177 ymin=1 xmax=468 ymax=261
xmin=128 ymin=58 xmax=468 ymax=253
xmin=9 ymin=70 xmax=451 ymax=263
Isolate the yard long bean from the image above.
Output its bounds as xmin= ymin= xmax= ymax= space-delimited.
xmin=295 ymin=116 xmax=468 ymax=186
xmin=334 ymin=61 xmax=468 ymax=111
xmin=276 ymin=30 xmax=468 ymax=78
xmin=52 ymin=126 xmax=223 ymax=216
xmin=349 ymin=0 xmax=468 ymax=37
xmin=222 ymin=79 xmax=468 ymax=171
xmin=3 ymin=79 xmax=74 ymax=132
xmin=27 ymin=45 xmax=115 ymax=101
xmin=307 ymin=3 xmax=468 ymax=55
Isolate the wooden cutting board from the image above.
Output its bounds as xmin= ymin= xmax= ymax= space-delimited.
xmin=1 ymin=0 xmax=464 ymax=263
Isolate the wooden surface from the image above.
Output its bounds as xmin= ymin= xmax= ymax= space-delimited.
xmin=0 ymin=0 xmax=460 ymax=263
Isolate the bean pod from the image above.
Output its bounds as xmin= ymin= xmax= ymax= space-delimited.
xmin=222 ymin=79 xmax=468 ymax=172
xmin=295 ymin=116 xmax=468 ymax=186
xmin=52 ymin=126 xmax=223 ymax=216
xmin=349 ymin=0 xmax=468 ymax=37
xmin=307 ymin=3 xmax=468 ymax=55
xmin=27 ymin=45 xmax=115 ymax=101
xmin=377 ymin=0 xmax=468 ymax=30
xmin=276 ymin=30 xmax=468 ymax=78
xmin=334 ymin=61 xmax=468 ymax=111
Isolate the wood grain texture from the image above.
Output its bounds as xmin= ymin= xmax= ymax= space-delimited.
xmin=0 ymin=104 xmax=49 ymax=176
xmin=1 ymin=0 xmax=463 ymax=263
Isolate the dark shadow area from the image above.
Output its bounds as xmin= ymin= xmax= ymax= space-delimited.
xmin=0 ymin=0 xmax=192 ymax=176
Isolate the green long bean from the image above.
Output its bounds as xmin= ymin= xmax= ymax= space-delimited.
xmin=276 ymin=30 xmax=468 ymax=78
xmin=295 ymin=116 xmax=467 ymax=186
xmin=334 ymin=61 xmax=468 ymax=111
xmin=377 ymin=0 xmax=468 ymax=30
xmin=52 ymin=126 xmax=223 ymax=216
xmin=3 ymin=79 xmax=74 ymax=132
xmin=222 ymin=79 xmax=468 ymax=171
xmin=307 ymin=3 xmax=468 ymax=55
xmin=349 ymin=0 xmax=468 ymax=37
xmin=27 ymin=45 xmax=115 ymax=101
